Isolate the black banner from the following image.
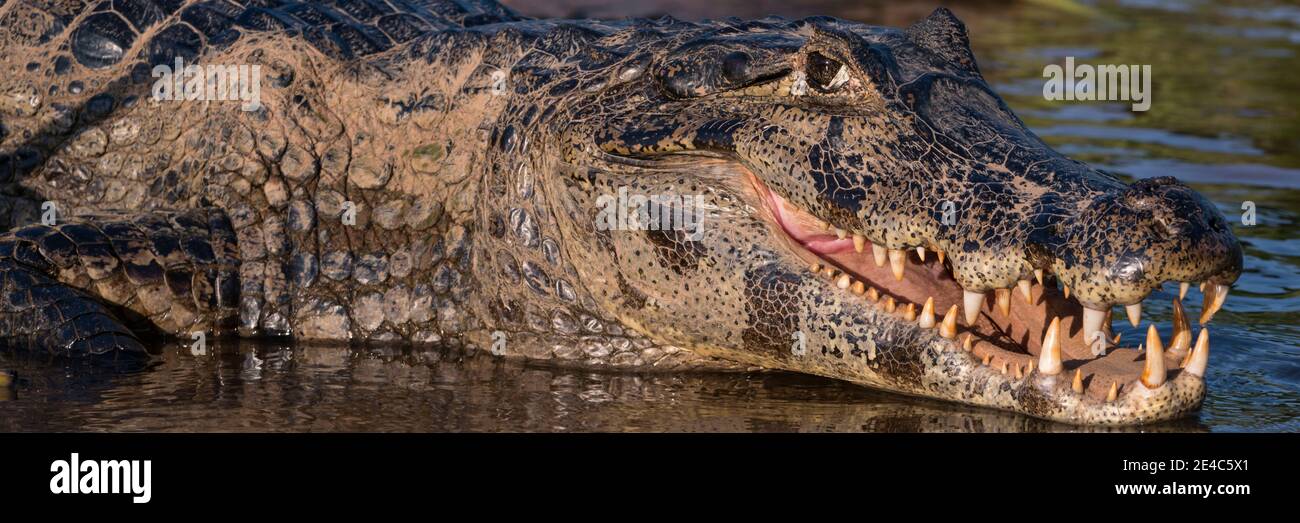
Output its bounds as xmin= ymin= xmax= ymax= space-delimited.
xmin=0 ymin=433 xmax=1289 ymax=511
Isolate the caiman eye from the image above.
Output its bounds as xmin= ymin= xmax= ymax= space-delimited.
xmin=806 ymin=52 xmax=850 ymax=92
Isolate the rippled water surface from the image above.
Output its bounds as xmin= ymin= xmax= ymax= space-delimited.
xmin=2 ymin=0 xmax=1297 ymax=432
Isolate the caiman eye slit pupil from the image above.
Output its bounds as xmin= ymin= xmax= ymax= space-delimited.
xmin=806 ymin=52 xmax=848 ymax=91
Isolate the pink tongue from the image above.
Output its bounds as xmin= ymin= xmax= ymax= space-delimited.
xmin=766 ymin=188 xmax=857 ymax=255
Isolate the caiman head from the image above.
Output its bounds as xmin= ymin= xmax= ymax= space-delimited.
xmin=538 ymin=8 xmax=1242 ymax=425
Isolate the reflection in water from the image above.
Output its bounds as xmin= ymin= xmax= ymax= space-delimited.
xmin=1 ymin=0 xmax=1298 ymax=431
xmin=0 ymin=340 xmax=1205 ymax=432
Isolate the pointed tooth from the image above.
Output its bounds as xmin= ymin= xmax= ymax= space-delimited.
xmin=1063 ymin=284 xmax=1071 ymax=300
xmin=1026 ymin=360 xmax=1035 ymax=374
xmin=918 ymin=298 xmax=936 ymax=328
xmin=937 ymin=250 xmax=946 ymax=264
xmin=882 ymin=296 xmax=896 ymax=313
xmin=851 ymin=280 xmax=865 ymax=295
xmin=1112 ymin=332 xmax=1122 ymax=345
xmin=962 ymin=290 xmax=984 ymax=326
xmin=1199 ymin=283 xmax=1229 ymax=324
xmin=888 ymin=249 xmax=906 ymax=281
xmin=1170 ymin=298 xmax=1192 ymax=355
xmin=1014 ymin=363 xmax=1023 ymax=379
xmin=940 ymin=305 xmax=959 ymax=339
xmin=853 ymin=234 xmax=866 ymax=253
xmin=902 ymin=303 xmax=916 ymax=321
xmin=1018 ymin=279 xmax=1033 ymax=302
xmin=1033 ymin=269 xmax=1044 ymax=285
xmin=1125 ymin=302 xmax=1142 ymax=328
xmin=1184 ymin=328 xmax=1210 ymax=377
xmin=1179 ymin=281 xmax=1190 ymax=300
xmin=1083 ymin=306 xmax=1109 ymax=356
xmin=961 ymin=333 xmax=973 ymax=351
xmin=836 ymin=273 xmax=851 ymax=290
xmin=1141 ymin=325 xmax=1167 ymax=388
xmin=865 ymin=287 xmax=879 ymax=302
xmin=916 ymin=246 xmax=926 ymax=262
xmin=872 ymin=243 xmax=887 ymax=267
xmin=982 ymin=354 xmax=992 ymax=366
xmin=1106 ymin=382 xmax=1118 ymax=402
xmin=1072 ymin=369 xmax=1084 ymax=393
xmin=999 ymin=361 xmax=1008 ymax=375
xmin=835 ymin=228 xmax=846 ymax=240
xmin=1038 ymin=316 xmax=1062 ymax=375
xmin=995 ymin=289 xmax=1011 ymax=317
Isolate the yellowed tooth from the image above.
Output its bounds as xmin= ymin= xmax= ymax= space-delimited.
xmin=961 ymin=333 xmax=973 ymax=351
xmin=918 ymin=297 xmax=936 ymax=328
xmin=999 ymin=361 xmax=1007 ymax=375
xmin=1014 ymin=363 xmax=1023 ymax=379
xmin=835 ymin=228 xmax=846 ymax=240
xmin=1179 ymin=281 xmax=1190 ymax=300
xmin=940 ymin=305 xmax=959 ymax=339
xmin=1112 ymin=332 xmax=1122 ymax=345
xmin=888 ymin=249 xmax=906 ymax=281
xmin=962 ymin=289 xmax=984 ymax=326
xmin=982 ymin=354 xmax=991 ymax=366
xmin=1184 ymin=328 xmax=1210 ymax=377
xmin=916 ymin=246 xmax=926 ymax=262
xmin=1072 ymin=368 xmax=1084 ymax=393
xmin=851 ymin=280 xmax=865 ymax=295
xmin=1199 ymin=283 xmax=1229 ymax=324
xmin=823 ymin=267 xmax=836 ymax=279
xmin=902 ymin=303 xmax=916 ymax=321
xmin=1106 ymin=382 xmax=1118 ymax=402
xmin=1170 ymin=298 xmax=1192 ymax=356
xmin=937 ymin=250 xmax=946 ymax=264
xmin=853 ymin=234 xmax=866 ymax=253
xmin=836 ymin=273 xmax=851 ymax=290
xmin=872 ymin=242 xmax=887 ymax=267
xmin=1141 ymin=324 xmax=1167 ymax=388
xmin=809 ymin=262 xmax=822 ymax=273
xmin=1033 ymin=269 xmax=1044 ymax=286
xmin=1038 ymin=316 xmax=1063 ymax=375
xmin=882 ymin=296 xmax=896 ymax=313
xmin=995 ymin=288 xmax=1011 ymax=317
xmin=1063 ymin=284 xmax=1071 ymax=300
xmin=1082 ymin=306 xmax=1109 ymax=356
xmin=1125 ymin=302 xmax=1142 ymax=328
xmin=1018 ymin=279 xmax=1033 ymax=302
xmin=865 ymin=287 xmax=880 ymax=302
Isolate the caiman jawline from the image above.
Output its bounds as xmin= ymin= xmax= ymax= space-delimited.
xmin=747 ymin=171 xmax=1215 ymax=403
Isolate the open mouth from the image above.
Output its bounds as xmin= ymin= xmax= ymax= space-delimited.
xmin=747 ymin=172 xmax=1216 ymax=402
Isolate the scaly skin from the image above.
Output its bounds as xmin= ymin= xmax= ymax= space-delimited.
xmin=0 ymin=1 xmax=1242 ymax=424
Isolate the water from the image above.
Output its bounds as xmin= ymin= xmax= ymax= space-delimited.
xmin=2 ymin=0 xmax=1297 ymax=432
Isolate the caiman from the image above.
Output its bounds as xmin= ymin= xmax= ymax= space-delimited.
xmin=0 ymin=0 xmax=1243 ymax=425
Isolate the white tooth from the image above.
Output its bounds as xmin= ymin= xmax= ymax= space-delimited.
xmin=918 ymin=297 xmax=936 ymax=328
xmin=1179 ymin=281 xmax=1190 ymax=300
xmin=1038 ymin=316 xmax=1062 ymax=375
xmin=1083 ymin=306 xmax=1109 ymax=356
xmin=888 ymin=249 xmax=906 ymax=281
xmin=1141 ymin=324 xmax=1167 ymax=388
xmin=1184 ymin=328 xmax=1210 ymax=377
xmin=1018 ymin=279 xmax=1032 ymax=302
xmin=853 ymin=234 xmax=866 ymax=253
xmin=1125 ymin=302 xmax=1142 ymax=328
xmin=1199 ymin=283 xmax=1229 ymax=324
xmin=1033 ymin=269 xmax=1044 ymax=286
xmin=872 ymin=242 xmax=887 ymax=267
xmin=962 ymin=290 xmax=984 ymax=326
xmin=1170 ymin=298 xmax=1192 ymax=356
xmin=915 ymin=246 xmax=926 ymax=262
xmin=836 ymin=273 xmax=851 ymax=290
xmin=835 ymin=228 xmax=846 ymax=240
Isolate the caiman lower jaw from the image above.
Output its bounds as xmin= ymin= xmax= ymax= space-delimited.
xmin=747 ymin=173 xmax=1214 ymax=425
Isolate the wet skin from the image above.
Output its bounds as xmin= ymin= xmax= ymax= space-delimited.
xmin=0 ymin=1 xmax=1241 ymax=424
